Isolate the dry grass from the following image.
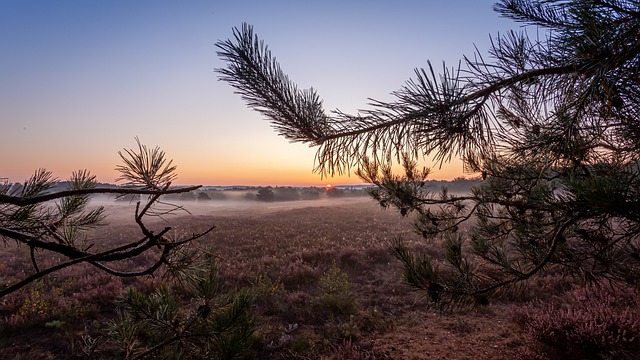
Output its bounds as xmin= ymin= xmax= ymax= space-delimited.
xmin=0 ymin=197 xmax=561 ymax=359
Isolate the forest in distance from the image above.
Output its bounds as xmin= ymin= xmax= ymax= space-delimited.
xmin=3 ymin=177 xmax=478 ymax=203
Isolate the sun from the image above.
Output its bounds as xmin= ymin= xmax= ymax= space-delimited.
xmin=325 ymin=184 xmax=332 ymax=188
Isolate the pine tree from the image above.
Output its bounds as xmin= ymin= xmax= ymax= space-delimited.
xmin=0 ymin=138 xmax=213 ymax=297
xmin=217 ymin=0 xmax=640 ymax=308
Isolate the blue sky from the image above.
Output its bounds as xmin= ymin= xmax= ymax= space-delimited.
xmin=0 ymin=1 xmax=519 ymax=185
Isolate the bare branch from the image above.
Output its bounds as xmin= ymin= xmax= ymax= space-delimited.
xmin=0 ymin=185 xmax=201 ymax=207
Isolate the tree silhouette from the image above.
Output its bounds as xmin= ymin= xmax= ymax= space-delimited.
xmin=198 ymin=191 xmax=212 ymax=201
xmin=217 ymin=0 xmax=640 ymax=308
xmin=256 ymin=186 xmax=275 ymax=201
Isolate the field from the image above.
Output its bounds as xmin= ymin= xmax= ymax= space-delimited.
xmin=1 ymin=195 xmax=630 ymax=359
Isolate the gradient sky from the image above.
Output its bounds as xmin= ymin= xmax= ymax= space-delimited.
xmin=1 ymin=1 xmax=519 ymax=186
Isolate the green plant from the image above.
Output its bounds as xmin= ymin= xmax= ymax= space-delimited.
xmin=319 ymin=260 xmax=350 ymax=296
xmin=319 ymin=260 xmax=355 ymax=316
xmin=255 ymin=273 xmax=285 ymax=298
xmin=338 ymin=315 xmax=361 ymax=340
xmin=18 ymin=284 xmax=51 ymax=319
xmin=289 ymin=334 xmax=312 ymax=354
xmin=86 ymin=255 xmax=256 ymax=359
xmin=44 ymin=320 xmax=65 ymax=330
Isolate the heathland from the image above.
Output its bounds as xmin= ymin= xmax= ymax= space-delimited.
xmin=2 ymin=189 xmax=638 ymax=359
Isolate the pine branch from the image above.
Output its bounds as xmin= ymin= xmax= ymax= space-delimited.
xmin=217 ymin=1 xmax=640 ymax=309
xmin=0 ymin=185 xmax=201 ymax=207
xmin=217 ymin=16 xmax=640 ymax=175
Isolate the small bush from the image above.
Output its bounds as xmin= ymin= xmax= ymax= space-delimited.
xmin=17 ymin=284 xmax=53 ymax=321
xmin=255 ymin=273 xmax=285 ymax=298
xmin=319 ymin=260 xmax=355 ymax=316
xmin=519 ymin=285 xmax=640 ymax=359
xmin=280 ymin=258 xmax=321 ymax=289
xmin=319 ymin=261 xmax=350 ymax=295
xmin=84 ymin=259 xmax=256 ymax=359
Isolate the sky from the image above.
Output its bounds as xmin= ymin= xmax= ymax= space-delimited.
xmin=0 ymin=1 xmax=520 ymax=186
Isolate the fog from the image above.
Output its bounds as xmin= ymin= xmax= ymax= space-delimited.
xmin=89 ymin=194 xmax=378 ymax=224
xmin=87 ymin=184 xmax=474 ymax=224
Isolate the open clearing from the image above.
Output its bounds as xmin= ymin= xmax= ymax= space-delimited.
xmin=1 ymin=197 xmax=538 ymax=359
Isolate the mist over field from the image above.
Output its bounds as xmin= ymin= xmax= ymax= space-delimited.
xmin=5 ymin=175 xmax=636 ymax=359
xmin=66 ymin=183 xmax=529 ymax=359
xmin=90 ymin=194 xmax=377 ymax=222
xmin=87 ymin=180 xmax=476 ymax=221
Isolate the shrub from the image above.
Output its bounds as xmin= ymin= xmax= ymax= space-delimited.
xmin=519 ymin=285 xmax=640 ymax=359
xmin=255 ymin=273 xmax=285 ymax=298
xmin=319 ymin=260 xmax=355 ymax=316
xmin=319 ymin=261 xmax=350 ymax=295
xmin=17 ymin=283 xmax=53 ymax=321
xmin=280 ymin=258 xmax=321 ymax=290
xmin=85 ymin=258 xmax=256 ymax=359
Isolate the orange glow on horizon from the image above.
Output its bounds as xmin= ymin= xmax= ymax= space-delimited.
xmin=3 ymin=153 xmax=466 ymax=187
xmin=169 ymin=159 xmax=466 ymax=186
